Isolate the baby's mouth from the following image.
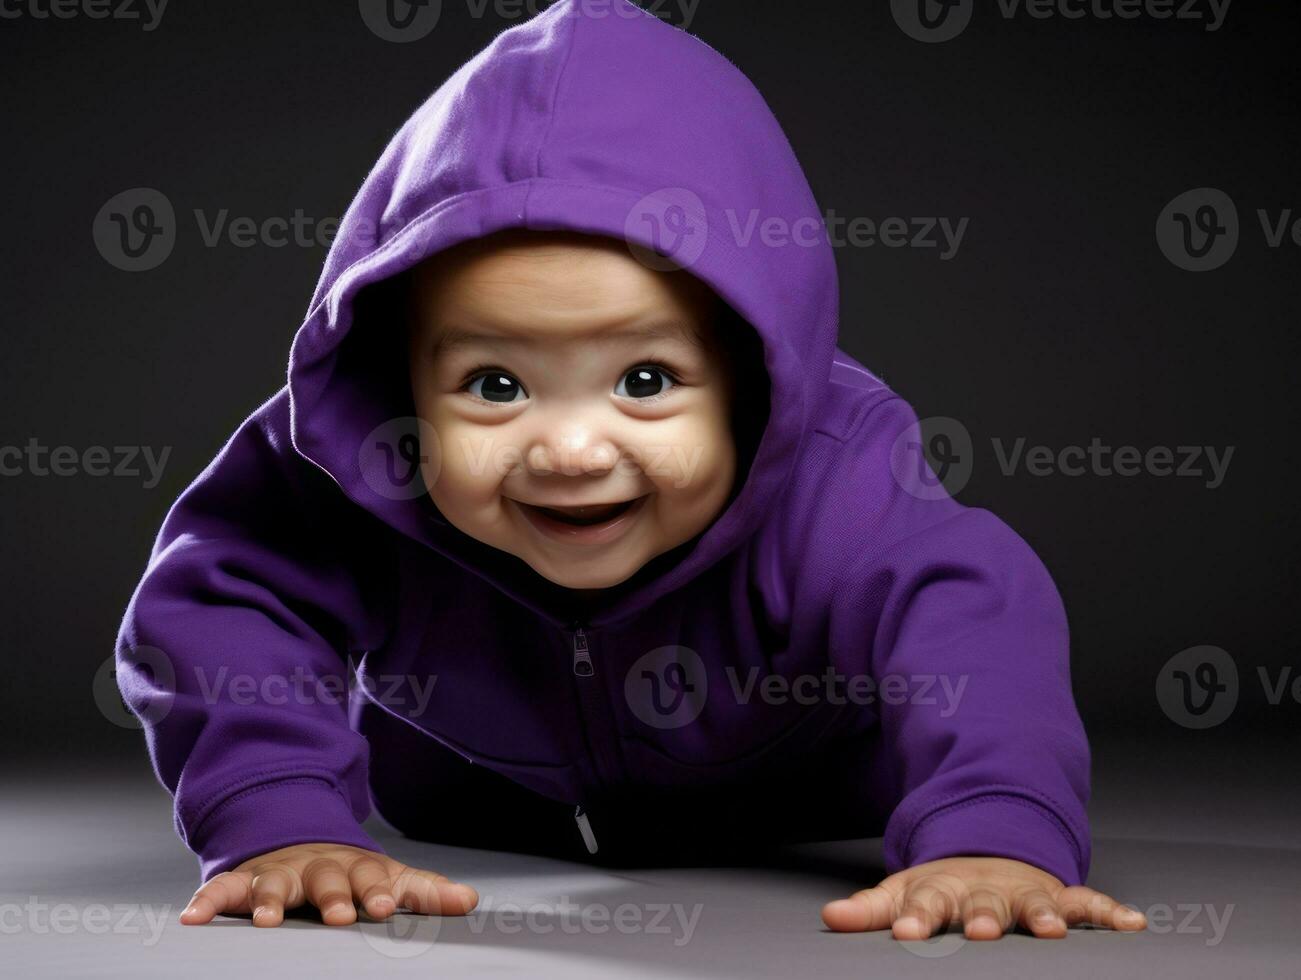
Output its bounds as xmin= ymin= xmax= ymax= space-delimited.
xmin=516 ymin=496 xmax=644 ymax=527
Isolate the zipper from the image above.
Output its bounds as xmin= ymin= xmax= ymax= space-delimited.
xmin=566 ymin=618 xmax=626 ymax=857
xmin=571 ymin=625 xmax=594 ymax=677
xmin=568 ymin=621 xmax=620 ymax=783
xmin=573 ymin=805 xmax=599 ymax=855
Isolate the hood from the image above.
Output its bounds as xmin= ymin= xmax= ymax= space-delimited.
xmin=288 ymin=0 xmax=839 ymax=629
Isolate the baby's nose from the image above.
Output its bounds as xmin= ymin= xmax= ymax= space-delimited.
xmin=524 ymin=426 xmax=620 ymax=477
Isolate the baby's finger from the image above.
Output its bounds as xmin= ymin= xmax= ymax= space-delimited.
xmin=302 ymin=858 xmax=357 ymax=926
xmin=348 ymin=856 xmax=398 ymax=920
xmin=180 ymin=871 xmax=251 ymax=925
xmin=960 ymin=887 xmax=1012 ymax=940
xmin=821 ymin=883 xmax=900 ymax=932
xmin=893 ymin=879 xmax=960 ymax=941
xmin=1057 ymin=886 xmax=1147 ymax=932
xmin=1014 ymin=888 xmax=1067 ymax=938
xmin=248 ymin=864 xmax=297 ymax=928
xmin=392 ymin=866 xmax=479 ymax=916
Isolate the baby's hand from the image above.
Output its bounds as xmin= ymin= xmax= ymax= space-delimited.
xmin=179 ymin=842 xmax=479 ymax=927
xmin=821 ymin=856 xmax=1147 ymax=940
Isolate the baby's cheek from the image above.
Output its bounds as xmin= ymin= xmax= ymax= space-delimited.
xmin=424 ymin=424 xmax=500 ymax=504
xmin=434 ymin=418 xmax=512 ymax=481
xmin=647 ymin=415 xmax=735 ymax=501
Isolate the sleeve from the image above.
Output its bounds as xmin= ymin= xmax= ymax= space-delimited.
xmin=114 ymin=390 xmax=394 ymax=881
xmin=827 ymin=396 xmax=1092 ymax=886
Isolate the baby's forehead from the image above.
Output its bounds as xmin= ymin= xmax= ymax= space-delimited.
xmin=427 ymin=320 xmax=710 ymax=360
xmin=413 ymin=227 xmax=630 ymax=280
xmin=407 ymin=230 xmax=724 ymax=346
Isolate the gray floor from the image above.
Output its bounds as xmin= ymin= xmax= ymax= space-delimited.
xmin=4 ymin=736 xmax=1297 ymax=978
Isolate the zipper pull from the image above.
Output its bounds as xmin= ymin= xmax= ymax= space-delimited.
xmin=571 ymin=626 xmax=594 ymax=677
xmin=574 ymin=805 xmax=599 ymax=854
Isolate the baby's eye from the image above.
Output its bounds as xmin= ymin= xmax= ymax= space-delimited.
xmin=615 ymin=365 xmax=676 ymax=401
xmin=466 ymin=371 xmax=526 ymax=404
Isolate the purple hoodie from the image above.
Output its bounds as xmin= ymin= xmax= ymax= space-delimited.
xmin=116 ymin=0 xmax=1091 ymax=886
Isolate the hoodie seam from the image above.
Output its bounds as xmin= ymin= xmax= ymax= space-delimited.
xmin=184 ymin=770 xmax=352 ymax=843
xmin=812 ymin=387 xmax=897 ymax=443
xmin=839 ymin=390 xmax=907 ymax=445
xmin=301 ymin=177 xmax=697 ymax=332
xmin=903 ymin=786 xmax=1085 ymax=871
xmin=529 ymin=0 xmax=581 ymax=187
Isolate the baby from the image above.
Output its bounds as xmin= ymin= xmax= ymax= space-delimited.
xmin=116 ymin=0 xmax=1145 ymax=941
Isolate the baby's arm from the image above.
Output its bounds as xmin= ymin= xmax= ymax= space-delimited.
xmin=811 ymin=396 xmax=1141 ymax=939
xmin=116 ymin=390 xmax=473 ymax=925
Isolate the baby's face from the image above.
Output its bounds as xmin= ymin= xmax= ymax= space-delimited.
xmin=407 ymin=229 xmax=737 ymax=592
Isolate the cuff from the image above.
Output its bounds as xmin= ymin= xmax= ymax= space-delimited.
xmin=890 ymin=792 xmax=1088 ymax=886
xmin=188 ymin=777 xmax=386 ymax=881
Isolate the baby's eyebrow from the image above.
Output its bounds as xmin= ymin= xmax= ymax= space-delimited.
xmin=432 ymin=322 xmax=702 ymax=355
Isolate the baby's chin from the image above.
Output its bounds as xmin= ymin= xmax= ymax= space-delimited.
xmin=514 ymin=542 xmax=655 ymax=592
xmin=512 ymin=534 xmax=675 ymax=594
xmin=534 ymin=569 xmax=636 ymax=594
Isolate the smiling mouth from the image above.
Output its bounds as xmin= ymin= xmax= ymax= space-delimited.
xmin=516 ymin=496 xmax=646 ymax=527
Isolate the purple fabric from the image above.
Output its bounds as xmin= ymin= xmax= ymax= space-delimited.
xmin=116 ymin=0 xmax=1091 ymax=886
